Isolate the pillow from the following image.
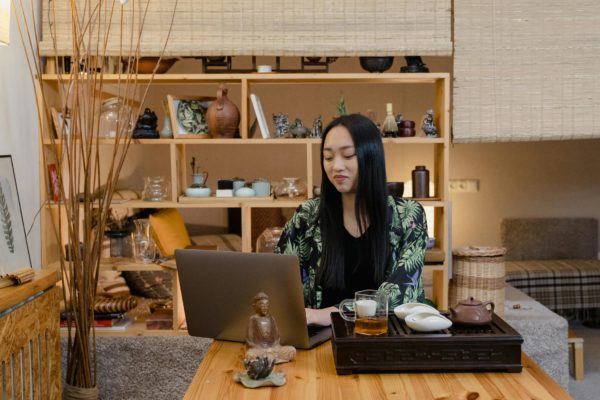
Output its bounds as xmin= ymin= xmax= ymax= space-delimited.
xmin=149 ymin=209 xmax=191 ymax=257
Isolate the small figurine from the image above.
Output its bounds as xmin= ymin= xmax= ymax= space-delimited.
xmin=311 ymin=115 xmax=323 ymax=138
xmin=401 ymin=56 xmax=430 ymax=73
xmin=233 ymin=292 xmax=292 ymax=389
xmin=272 ymin=113 xmax=290 ymax=138
xmin=395 ymin=112 xmax=403 ymax=126
xmin=289 ymin=118 xmax=310 ymax=138
xmin=421 ymin=108 xmax=438 ymax=137
xmin=132 ymin=108 xmax=159 ymax=139
xmin=245 ymin=292 xmax=296 ymax=364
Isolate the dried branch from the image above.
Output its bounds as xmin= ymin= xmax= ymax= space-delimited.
xmin=11 ymin=0 xmax=179 ymax=390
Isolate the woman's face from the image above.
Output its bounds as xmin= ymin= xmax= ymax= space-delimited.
xmin=322 ymin=125 xmax=358 ymax=194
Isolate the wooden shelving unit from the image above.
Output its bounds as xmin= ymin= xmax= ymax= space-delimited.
xmin=40 ymin=72 xmax=451 ymax=335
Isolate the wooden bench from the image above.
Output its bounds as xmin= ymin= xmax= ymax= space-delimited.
xmin=568 ymin=329 xmax=584 ymax=380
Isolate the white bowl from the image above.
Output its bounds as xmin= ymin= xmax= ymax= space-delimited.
xmin=235 ymin=187 xmax=256 ymax=197
xmin=185 ymin=187 xmax=211 ymax=197
xmin=405 ymin=312 xmax=452 ymax=332
xmin=393 ymin=303 xmax=440 ymax=320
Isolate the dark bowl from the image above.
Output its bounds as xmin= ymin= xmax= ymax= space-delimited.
xmin=359 ymin=57 xmax=394 ymax=73
xmin=387 ymin=182 xmax=404 ymax=198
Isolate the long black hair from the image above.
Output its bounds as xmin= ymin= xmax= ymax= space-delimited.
xmin=317 ymin=114 xmax=390 ymax=290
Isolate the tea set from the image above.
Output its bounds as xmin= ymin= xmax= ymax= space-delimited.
xmin=394 ymin=297 xmax=495 ymax=332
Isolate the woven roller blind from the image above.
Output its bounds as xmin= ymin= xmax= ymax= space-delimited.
xmin=39 ymin=0 xmax=451 ymax=57
xmin=454 ymin=0 xmax=600 ymax=142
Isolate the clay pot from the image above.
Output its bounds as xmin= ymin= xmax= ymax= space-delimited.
xmin=206 ymin=85 xmax=240 ymax=138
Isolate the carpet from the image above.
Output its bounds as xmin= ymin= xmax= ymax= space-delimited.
xmin=61 ymin=336 xmax=213 ymax=399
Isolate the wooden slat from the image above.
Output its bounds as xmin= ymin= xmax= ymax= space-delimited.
xmin=0 ymin=285 xmax=61 ymax=399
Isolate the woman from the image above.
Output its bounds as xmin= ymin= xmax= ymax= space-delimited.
xmin=275 ymin=114 xmax=428 ymax=326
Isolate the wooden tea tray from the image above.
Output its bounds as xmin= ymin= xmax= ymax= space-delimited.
xmin=331 ymin=312 xmax=523 ymax=375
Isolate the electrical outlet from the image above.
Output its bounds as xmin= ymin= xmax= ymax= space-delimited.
xmin=449 ymin=179 xmax=479 ymax=193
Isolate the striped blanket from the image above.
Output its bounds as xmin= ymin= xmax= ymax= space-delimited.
xmin=506 ymin=259 xmax=600 ymax=320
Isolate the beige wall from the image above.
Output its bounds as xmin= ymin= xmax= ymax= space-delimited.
xmin=450 ymin=140 xmax=600 ymax=251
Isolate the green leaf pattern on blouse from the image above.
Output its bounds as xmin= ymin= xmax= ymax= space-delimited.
xmin=275 ymin=196 xmax=427 ymax=309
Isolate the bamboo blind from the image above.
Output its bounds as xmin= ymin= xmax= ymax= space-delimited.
xmin=454 ymin=0 xmax=600 ymax=142
xmin=39 ymin=0 xmax=451 ymax=57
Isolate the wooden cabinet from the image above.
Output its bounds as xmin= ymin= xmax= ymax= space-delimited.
xmin=0 ymin=269 xmax=61 ymax=398
xmin=39 ymin=72 xmax=450 ymax=335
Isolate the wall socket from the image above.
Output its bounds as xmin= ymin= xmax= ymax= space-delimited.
xmin=449 ymin=179 xmax=479 ymax=193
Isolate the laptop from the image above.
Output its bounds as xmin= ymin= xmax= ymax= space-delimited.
xmin=175 ymin=249 xmax=332 ymax=349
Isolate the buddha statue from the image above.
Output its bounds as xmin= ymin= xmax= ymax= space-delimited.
xmin=132 ymin=108 xmax=160 ymax=139
xmin=245 ymin=292 xmax=296 ymax=364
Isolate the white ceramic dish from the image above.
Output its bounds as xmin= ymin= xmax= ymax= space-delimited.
xmin=235 ymin=187 xmax=256 ymax=197
xmin=185 ymin=187 xmax=211 ymax=197
xmin=405 ymin=312 xmax=452 ymax=332
xmin=393 ymin=303 xmax=440 ymax=320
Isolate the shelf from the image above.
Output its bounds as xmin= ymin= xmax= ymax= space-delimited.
xmin=45 ymin=198 xmax=443 ymax=209
xmin=42 ymin=72 xmax=448 ymax=85
xmin=43 ymin=137 xmax=444 ymax=145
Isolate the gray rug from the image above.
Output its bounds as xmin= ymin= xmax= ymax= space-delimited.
xmin=61 ymin=336 xmax=212 ymax=400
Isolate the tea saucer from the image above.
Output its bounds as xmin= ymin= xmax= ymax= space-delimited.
xmin=405 ymin=312 xmax=452 ymax=332
xmin=393 ymin=303 xmax=440 ymax=320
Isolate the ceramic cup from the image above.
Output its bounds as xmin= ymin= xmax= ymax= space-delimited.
xmin=232 ymin=179 xmax=246 ymax=192
xmin=252 ymin=179 xmax=271 ymax=197
xmin=339 ymin=289 xmax=388 ymax=335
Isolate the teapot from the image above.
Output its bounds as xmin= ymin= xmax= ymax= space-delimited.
xmin=449 ymin=297 xmax=494 ymax=326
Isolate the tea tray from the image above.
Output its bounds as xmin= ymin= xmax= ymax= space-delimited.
xmin=330 ymin=312 xmax=523 ymax=375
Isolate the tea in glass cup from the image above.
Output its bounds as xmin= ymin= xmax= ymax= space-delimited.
xmin=339 ymin=289 xmax=389 ymax=335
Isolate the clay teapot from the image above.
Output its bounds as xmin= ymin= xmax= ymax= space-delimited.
xmin=449 ymin=297 xmax=494 ymax=326
xmin=206 ymin=84 xmax=240 ymax=138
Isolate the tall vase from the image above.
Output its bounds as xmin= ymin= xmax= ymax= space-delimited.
xmin=206 ymin=84 xmax=240 ymax=138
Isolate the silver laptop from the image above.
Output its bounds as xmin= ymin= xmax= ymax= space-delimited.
xmin=175 ymin=249 xmax=331 ymax=349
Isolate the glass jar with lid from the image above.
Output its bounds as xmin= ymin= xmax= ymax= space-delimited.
xmin=274 ymin=177 xmax=307 ymax=199
xmin=99 ymin=97 xmax=132 ymax=139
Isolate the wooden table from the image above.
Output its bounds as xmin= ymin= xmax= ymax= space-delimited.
xmin=184 ymin=340 xmax=572 ymax=400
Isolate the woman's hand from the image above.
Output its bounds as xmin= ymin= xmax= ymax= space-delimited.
xmin=305 ymin=306 xmax=338 ymax=326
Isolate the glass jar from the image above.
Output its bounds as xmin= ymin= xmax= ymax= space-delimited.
xmin=99 ymin=97 xmax=132 ymax=139
xmin=132 ymin=219 xmax=156 ymax=263
xmin=105 ymin=230 xmax=132 ymax=258
xmin=256 ymin=227 xmax=283 ymax=253
xmin=274 ymin=177 xmax=307 ymax=199
xmin=143 ymin=176 xmax=169 ymax=201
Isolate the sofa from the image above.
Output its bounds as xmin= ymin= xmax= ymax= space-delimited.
xmin=502 ymin=218 xmax=600 ymax=321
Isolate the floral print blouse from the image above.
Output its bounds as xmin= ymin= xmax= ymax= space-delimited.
xmin=275 ymin=196 xmax=427 ymax=309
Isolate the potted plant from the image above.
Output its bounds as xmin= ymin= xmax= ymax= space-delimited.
xmin=11 ymin=1 xmax=177 ymax=398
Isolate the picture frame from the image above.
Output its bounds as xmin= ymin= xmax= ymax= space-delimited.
xmin=50 ymin=107 xmax=71 ymax=138
xmin=0 ymin=155 xmax=32 ymax=280
xmin=167 ymin=95 xmax=214 ymax=138
xmin=250 ymin=93 xmax=270 ymax=139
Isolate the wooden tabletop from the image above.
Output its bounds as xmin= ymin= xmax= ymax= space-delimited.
xmin=184 ymin=340 xmax=572 ymax=400
xmin=0 ymin=268 xmax=60 ymax=313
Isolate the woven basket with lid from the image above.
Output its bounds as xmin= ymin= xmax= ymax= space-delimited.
xmin=450 ymin=246 xmax=507 ymax=317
